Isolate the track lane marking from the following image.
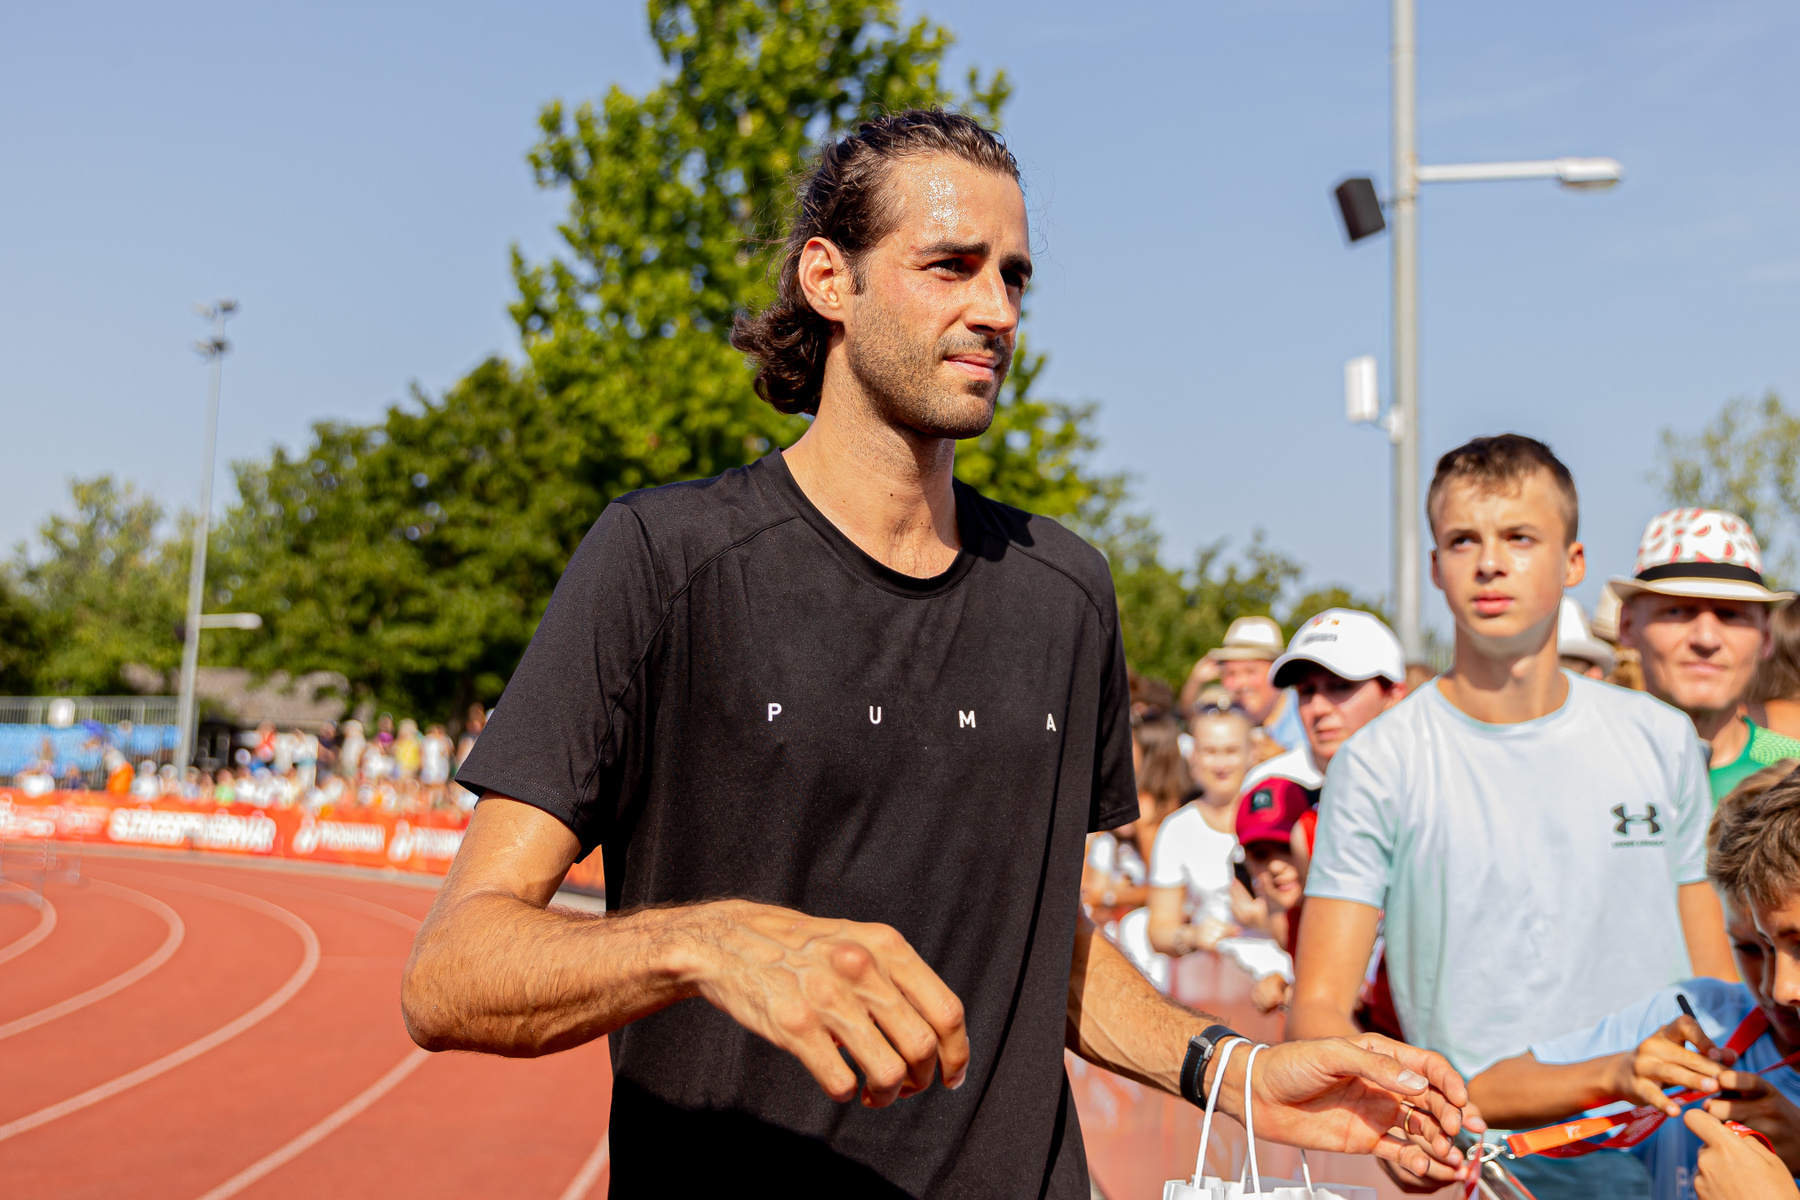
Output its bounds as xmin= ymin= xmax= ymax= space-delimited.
xmin=0 ymin=874 xmax=321 ymax=1144
xmin=0 ymin=879 xmax=184 ymax=1041
xmin=189 ymin=1048 xmax=432 ymax=1200
xmin=0 ymin=888 xmax=56 ymax=966
xmin=557 ymin=1132 xmax=611 ymax=1200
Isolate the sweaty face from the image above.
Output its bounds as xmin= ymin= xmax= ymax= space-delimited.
xmin=1736 ymin=891 xmax=1800 ymax=1047
xmin=1429 ymin=471 xmax=1584 ymax=654
xmin=1220 ymin=659 xmax=1279 ymax=723
xmin=1293 ymin=667 xmax=1401 ymax=768
xmin=1188 ymin=713 xmax=1252 ymax=803
xmin=1244 ymin=842 xmax=1305 ymax=913
xmin=1621 ymin=595 xmax=1769 ymax=721
xmin=839 ymin=155 xmax=1030 ymax=439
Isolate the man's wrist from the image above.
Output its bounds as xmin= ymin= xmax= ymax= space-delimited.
xmin=1181 ymin=1024 xmax=1245 ymax=1106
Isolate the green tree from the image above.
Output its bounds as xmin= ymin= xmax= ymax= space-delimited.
xmin=0 ymin=575 xmax=45 ymax=694
xmin=9 ymin=476 xmax=187 ymax=695
xmin=212 ymin=0 xmax=1081 ymax=718
xmin=1657 ymin=390 xmax=1800 ymax=581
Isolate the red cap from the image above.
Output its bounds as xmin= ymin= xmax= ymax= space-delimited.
xmin=1236 ymin=777 xmax=1315 ymax=846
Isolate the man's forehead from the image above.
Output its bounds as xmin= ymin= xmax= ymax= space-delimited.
xmin=1434 ymin=476 xmax=1558 ymax=524
xmin=886 ymin=156 xmax=1027 ymax=239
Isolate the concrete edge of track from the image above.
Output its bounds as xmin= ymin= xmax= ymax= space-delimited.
xmin=24 ymin=841 xmax=607 ymax=911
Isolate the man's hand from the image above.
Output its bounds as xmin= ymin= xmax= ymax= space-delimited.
xmin=1214 ymin=1033 xmax=1485 ymax=1185
xmin=1703 ymin=1072 xmax=1800 ymax=1173
xmin=405 ymin=798 xmax=967 ymax=1109
xmin=1603 ymin=1015 xmax=1732 ymax=1115
xmin=1686 ymin=1108 xmax=1800 ymax=1200
xmin=675 ymin=899 xmax=970 ymax=1108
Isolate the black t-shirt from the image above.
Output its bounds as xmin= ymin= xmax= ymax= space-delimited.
xmin=458 ymin=452 xmax=1137 ymax=1199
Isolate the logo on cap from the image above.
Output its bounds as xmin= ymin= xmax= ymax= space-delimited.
xmin=1248 ymin=788 xmax=1276 ymax=813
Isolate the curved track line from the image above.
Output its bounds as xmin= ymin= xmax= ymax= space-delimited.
xmin=557 ymin=1132 xmax=611 ymax=1200
xmin=190 ymin=1048 xmax=432 ymax=1200
xmin=255 ymin=878 xmax=423 ymax=931
xmin=0 ymin=879 xmax=184 ymax=1042
xmin=0 ymin=889 xmax=56 ymax=966
xmin=0 ymin=875 xmax=321 ymax=1145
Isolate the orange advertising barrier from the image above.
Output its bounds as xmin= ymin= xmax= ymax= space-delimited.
xmin=0 ymin=789 xmax=606 ymax=894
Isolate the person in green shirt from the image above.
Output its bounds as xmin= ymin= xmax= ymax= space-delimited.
xmin=1615 ymin=507 xmax=1800 ymax=802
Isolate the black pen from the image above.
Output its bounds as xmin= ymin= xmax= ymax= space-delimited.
xmin=1677 ymin=993 xmax=1696 ymax=1021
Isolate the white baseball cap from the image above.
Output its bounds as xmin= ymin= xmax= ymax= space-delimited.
xmin=1610 ymin=508 xmax=1794 ymax=606
xmin=1211 ymin=614 xmax=1286 ymax=662
xmin=1269 ymin=609 xmax=1406 ymax=689
xmin=1556 ymin=596 xmax=1615 ymax=675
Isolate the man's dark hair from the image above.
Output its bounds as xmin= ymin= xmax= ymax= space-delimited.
xmin=730 ymin=109 xmax=1020 ymax=416
xmin=1426 ymin=434 xmax=1580 ymax=544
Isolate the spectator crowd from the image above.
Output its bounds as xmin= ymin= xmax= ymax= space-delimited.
xmin=10 ymin=704 xmax=490 ymax=816
xmin=1083 ymin=434 xmax=1800 ymax=1199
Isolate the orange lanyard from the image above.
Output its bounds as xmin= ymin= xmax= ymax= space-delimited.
xmin=1506 ymin=1008 xmax=1782 ymax=1159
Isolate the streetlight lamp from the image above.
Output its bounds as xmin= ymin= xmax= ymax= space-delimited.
xmin=1335 ymin=0 xmax=1623 ymax=663
xmin=176 ymin=299 xmax=237 ymax=769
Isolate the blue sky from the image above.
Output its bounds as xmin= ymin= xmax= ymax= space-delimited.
xmin=3 ymin=1 xmax=1796 ymax=634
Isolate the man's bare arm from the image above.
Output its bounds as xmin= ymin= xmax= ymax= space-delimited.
xmin=1680 ymin=882 xmax=1739 ymax=982
xmin=1066 ymin=914 xmax=1480 ymax=1183
xmin=1286 ymin=897 xmax=1381 ymax=1041
xmin=402 ymin=796 xmax=970 ymax=1107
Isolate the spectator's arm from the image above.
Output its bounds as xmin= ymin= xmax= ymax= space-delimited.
xmin=1286 ymin=897 xmax=1380 ymax=1041
xmin=1472 ymin=1014 xmax=1727 ymax=1129
xmin=1680 ymin=882 xmax=1739 ymax=982
xmin=1145 ymin=885 xmax=1189 ymax=954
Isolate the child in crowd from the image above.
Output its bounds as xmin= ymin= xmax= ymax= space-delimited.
xmin=1146 ymin=702 xmax=1254 ymax=956
xmin=1467 ymin=763 xmax=1800 ymax=1200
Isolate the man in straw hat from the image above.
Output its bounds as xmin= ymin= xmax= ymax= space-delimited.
xmin=1187 ymin=614 xmax=1308 ymax=754
xmin=1614 ymin=508 xmax=1800 ymax=802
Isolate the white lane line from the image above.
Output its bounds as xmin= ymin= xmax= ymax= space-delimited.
xmin=0 ymin=879 xmax=184 ymax=1041
xmin=0 ymin=875 xmax=321 ymax=1144
xmin=190 ymin=1047 xmax=432 ymax=1200
xmin=253 ymin=878 xmax=423 ymax=931
xmin=557 ymin=1132 xmax=611 ymax=1200
xmin=0 ymin=888 xmax=57 ymax=966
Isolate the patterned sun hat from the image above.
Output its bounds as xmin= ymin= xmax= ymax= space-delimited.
xmin=1610 ymin=508 xmax=1794 ymax=605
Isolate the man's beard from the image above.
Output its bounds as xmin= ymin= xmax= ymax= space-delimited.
xmin=844 ymin=296 xmax=1010 ymax=440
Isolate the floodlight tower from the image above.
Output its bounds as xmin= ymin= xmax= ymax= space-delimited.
xmin=1333 ymin=0 xmax=1621 ymax=663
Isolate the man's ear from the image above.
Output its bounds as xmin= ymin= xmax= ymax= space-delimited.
xmin=1428 ymin=547 xmax=1442 ymax=592
xmin=796 ymin=237 xmax=853 ymax=322
xmin=1564 ymin=540 xmax=1587 ymax=588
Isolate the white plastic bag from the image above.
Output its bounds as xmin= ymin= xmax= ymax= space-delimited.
xmin=1163 ymin=1040 xmax=1377 ymax=1200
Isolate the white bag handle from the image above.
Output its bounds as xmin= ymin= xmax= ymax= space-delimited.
xmin=1191 ymin=1036 xmax=1251 ymax=1185
xmin=1242 ymin=1042 xmax=1265 ymax=1193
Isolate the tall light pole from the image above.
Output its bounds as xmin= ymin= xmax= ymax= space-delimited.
xmin=176 ymin=299 xmax=237 ymax=769
xmin=1390 ymin=0 xmax=1421 ymax=663
xmin=1338 ymin=4 xmax=1622 ymax=663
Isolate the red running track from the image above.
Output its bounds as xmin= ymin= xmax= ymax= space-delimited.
xmin=0 ymin=849 xmax=612 ymax=1200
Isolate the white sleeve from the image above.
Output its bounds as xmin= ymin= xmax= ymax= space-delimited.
xmin=1303 ymin=740 xmax=1394 ymax=909
xmin=1668 ymin=733 xmax=1711 ymax=886
xmin=1147 ymin=812 xmax=1189 ymax=889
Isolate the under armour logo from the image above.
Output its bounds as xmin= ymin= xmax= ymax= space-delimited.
xmin=1612 ymin=804 xmax=1661 ymax=836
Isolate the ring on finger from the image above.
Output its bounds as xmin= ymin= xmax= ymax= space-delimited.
xmin=1400 ymin=1101 xmax=1424 ymax=1138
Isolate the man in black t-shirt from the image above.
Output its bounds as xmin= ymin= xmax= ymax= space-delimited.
xmin=402 ymin=110 xmax=1480 ymax=1198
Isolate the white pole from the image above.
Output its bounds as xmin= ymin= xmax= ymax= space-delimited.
xmin=1390 ymin=0 xmax=1422 ymax=662
xmin=176 ymin=302 xmax=234 ymax=769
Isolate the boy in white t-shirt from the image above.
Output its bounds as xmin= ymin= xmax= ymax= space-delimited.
xmin=1291 ymin=434 xmax=1734 ymax=1199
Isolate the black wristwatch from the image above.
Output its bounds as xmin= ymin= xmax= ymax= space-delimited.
xmin=1180 ymin=1024 xmax=1244 ymax=1107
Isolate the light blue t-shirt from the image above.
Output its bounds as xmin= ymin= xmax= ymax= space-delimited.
xmin=1532 ymin=978 xmax=1800 ymax=1200
xmin=1306 ymin=672 xmax=1711 ymax=1076
xmin=1263 ymin=688 xmax=1306 ymax=754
